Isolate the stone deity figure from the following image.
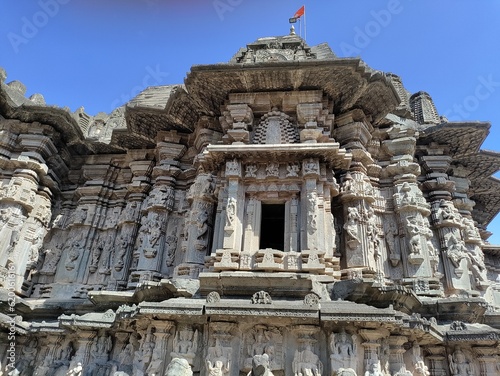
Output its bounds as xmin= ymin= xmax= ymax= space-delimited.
xmin=293 ymin=344 xmax=322 ymax=376
xmin=330 ymin=331 xmax=357 ymax=371
xmin=226 ymin=197 xmax=237 ymax=228
xmin=448 ymin=348 xmax=473 ymax=376
xmin=344 ymin=207 xmax=360 ymax=248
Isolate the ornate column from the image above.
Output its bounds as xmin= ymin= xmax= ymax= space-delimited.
xmin=292 ymin=325 xmax=323 ymax=376
xmin=301 ymin=158 xmax=325 ymax=271
xmin=123 ymin=156 xmax=154 ymax=289
xmin=426 ymin=346 xmax=447 ymax=376
xmin=386 ymin=335 xmax=411 ymax=375
xmin=212 ymin=159 xmax=243 ymax=271
xmin=359 ymin=328 xmax=389 ymax=374
xmin=146 ymin=321 xmax=174 ymax=376
xmin=473 ymin=347 xmax=500 ymax=376
xmin=176 ymin=171 xmax=217 ymax=277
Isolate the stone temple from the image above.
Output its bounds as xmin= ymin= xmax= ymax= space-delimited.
xmin=1 ymin=29 xmax=500 ymax=376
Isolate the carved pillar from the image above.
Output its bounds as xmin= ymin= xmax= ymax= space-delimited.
xmin=473 ymin=347 xmax=500 ymax=376
xmin=211 ymin=159 xmax=243 ymax=272
xmin=241 ymin=195 xmax=260 ymax=270
xmin=146 ymin=321 xmax=174 ymax=376
xmin=340 ymin=169 xmax=378 ymax=274
xmin=426 ymin=346 xmax=447 ymax=376
xmin=125 ymin=157 xmax=153 ymax=288
xmin=359 ymin=328 xmax=389 ymax=374
xmin=387 ymin=335 xmax=409 ymax=375
xmin=176 ymin=171 xmax=217 ymax=277
xmin=302 ymin=159 xmax=320 ymax=251
xmin=292 ymin=325 xmax=323 ymax=376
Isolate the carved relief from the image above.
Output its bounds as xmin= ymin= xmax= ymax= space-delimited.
xmin=171 ymin=325 xmax=199 ymax=365
xmin=293 ymin=343 xmax=323 ymax=376
xmin=243 ymin=325 xmax=283 ymax=372
xmin=206 ymin=339 xmax=232 ymax=376
xmin=330 ymin=329 xmax=357 ymax=371
xmin=448 ymin=348 xmax=473 ymax=376
xmin=437 ymin=200 xmax=461 ymax=226
xmin=344 ymin=207 xmax=360 ymax=249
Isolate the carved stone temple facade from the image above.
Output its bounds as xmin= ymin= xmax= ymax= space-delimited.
xmin=2 ymin=30 xmax=500 ymax=376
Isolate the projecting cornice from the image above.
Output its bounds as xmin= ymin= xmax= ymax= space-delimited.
xmin=185 ymin=58 xmax=400 ymax=124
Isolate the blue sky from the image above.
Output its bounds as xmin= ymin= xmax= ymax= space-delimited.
xmin=1 ymin=0 xmax=500 ymax=242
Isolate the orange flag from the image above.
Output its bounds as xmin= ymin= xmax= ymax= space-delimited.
xmin=294 ymin=5 xmax=305 ymax=19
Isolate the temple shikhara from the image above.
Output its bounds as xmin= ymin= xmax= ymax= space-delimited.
xmin=2 ymin=29 xmax=500 ymax=376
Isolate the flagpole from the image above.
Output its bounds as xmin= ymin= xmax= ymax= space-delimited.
xmin=304 ymin=7 xmax=307 ymax=41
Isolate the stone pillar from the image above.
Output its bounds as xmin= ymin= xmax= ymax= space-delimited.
xmin=426 ymin=346 xmax=447 ymax=376
xmin=146 ymin=321 xmax=174 ymax=376
xmin=211 ymin=159 xmax=243 ymax=272
xmin=387 ymin=335 xmax=408 ymax=375
xmin=473 ymin=347 xmax=500 ymax=376
xmin=359 ymin=328 xmax=389 ymax=374
xmin=241 ymin=195 xmax=260 ymax=270
xmin=176 ymin=171 xmax=217 ymax=277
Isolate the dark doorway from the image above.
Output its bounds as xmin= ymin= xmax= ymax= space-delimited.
xmin=260 ymin=204 xmax=285 ymax=251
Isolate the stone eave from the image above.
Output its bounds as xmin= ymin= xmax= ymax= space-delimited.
xmin=184 ymin=58 xmax=400 ymax=124
xmin=471 ymin=175 xmax=500 ymax=228
xmin=124 ymin=85 xmax=200 ymax=144
xmin=199 ymin=143 xmax=352 ymax=172
xmin=418 ymin=121 xmax=490 ymax=158
xmin=0 ymin=84 xmax=127 ymax=156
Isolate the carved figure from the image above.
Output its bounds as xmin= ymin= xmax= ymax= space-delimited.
xmin=265 ymin=163 xmax=279 ymax=177
xmin=165 ymin=235 xmax=178 ymax=267
xmin=245 ymin=164 xmax=258 ymax=178
xmin=344 ymin=207 xmax=360 ymax=247
xmin=226 ymin=159 xmax=240 ymax=175
xmin=406 ymin=217 xmax=422 ymax=256
xmin=437 ymin=200 xmax=461 ymax=224
xmin=164 ymin=358 xmax=192 ymax=376
xmin=172 ymin=326 xmax=198 ymax=361
xmin=448 ymin=348 xmax=473 ymax=376
xmin=293 ymin=344 xmax=322 ymax=376
xmin=303 ymin=159 xmax=318 ymax=175
xmin=467 ymin=246 xmax=488 ymax=284
xmin=197 ymin=210 xmax=209 ymax=239
xmin=226 ymin=197 xmax=237 ymax=227
xmin=206 ymin=340 xmax=231 ymax=376
xmin=330 ymin=330 xmax=356 ymax=371
xmin=446 ymin=235 xmax=467 ymax=269
xmin=286 ymin=163 xmax=300 ymax=177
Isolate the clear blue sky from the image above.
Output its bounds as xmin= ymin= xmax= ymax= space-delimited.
xmin=1 ymin=0 xmax=500 ymax=242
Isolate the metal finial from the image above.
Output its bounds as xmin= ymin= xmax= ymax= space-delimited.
xmin=290 ymin=24 xmax=296 ymax=35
